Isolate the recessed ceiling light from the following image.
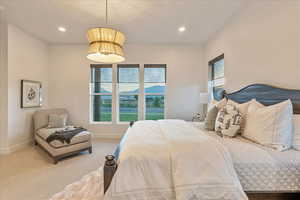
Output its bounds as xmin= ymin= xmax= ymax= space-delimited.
xmin=58 ymin=26 xmax=67 ymax=32
xmin=178 ymin=26 xmax=186 ymax=32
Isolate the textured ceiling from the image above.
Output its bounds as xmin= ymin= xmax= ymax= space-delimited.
xmin=0 ymin=0 xmax=248 ymax=44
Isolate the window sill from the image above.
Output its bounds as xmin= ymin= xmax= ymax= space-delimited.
xmin=116 ymin=121 xmax=131 ymax=125
xmin=89 ymin=121 xmax=131 ymax=126
xmin=89 ymin=121 xmax=113 ymax=125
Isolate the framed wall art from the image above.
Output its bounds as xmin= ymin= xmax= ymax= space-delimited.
xmin=21 ymin=80 xmax=42 ymax=108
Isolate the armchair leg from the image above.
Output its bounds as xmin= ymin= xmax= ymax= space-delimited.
xmin=88 ymin=147 xmax=92 ymax=154
xmin=53 ymin=157 xmax=58 ymax=164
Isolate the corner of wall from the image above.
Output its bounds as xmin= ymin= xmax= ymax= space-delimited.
xmin=0 ymin=8 xmax=9 ymax=154
xmin=2 ymin=23 xmax=50 ymax=154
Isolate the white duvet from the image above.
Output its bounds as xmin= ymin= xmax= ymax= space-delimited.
xmin=105 ymin=120 xmax=247 ymax=200
xmin=50 ymin=120 xmax=247 ymax=200
xmin=50 ymin=167 xmax=104 ymax=200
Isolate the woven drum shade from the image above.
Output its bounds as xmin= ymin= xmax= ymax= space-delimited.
xmin=87 ymin=28 xmax=125 ymax=63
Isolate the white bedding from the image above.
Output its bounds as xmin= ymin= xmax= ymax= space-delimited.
xmin=218 ymin=136 xmax=300 ymax=191
xmin=193 ymin=122 xmax=300 ymax=192
xmin=104 ymin=120 xmax=247 ymax=200
xmin=50 ymin=167 xmax=104 ymax=200
xmin=50 ymin=121 xmax=300 ymax=200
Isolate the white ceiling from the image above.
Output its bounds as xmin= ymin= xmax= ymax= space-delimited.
xmin=0 ymin=0 xmax=248 ymax=44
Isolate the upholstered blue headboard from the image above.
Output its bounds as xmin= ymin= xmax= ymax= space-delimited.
xmin=215 ymin=84 xmax=300 ymax=114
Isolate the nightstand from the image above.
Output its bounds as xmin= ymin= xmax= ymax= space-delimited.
xmin=192 ymin=112 xmax=205 ymax=122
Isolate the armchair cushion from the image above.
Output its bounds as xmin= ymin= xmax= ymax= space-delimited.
xmin=37 ymin=126 xmax=91 ymax=148
xmin=48 ymin=113 xmax=68 ymax=128
xmin=33 ymin=108 xmax=71 ymax=131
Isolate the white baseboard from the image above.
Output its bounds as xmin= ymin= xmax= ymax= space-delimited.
xmin=0 ymin=146 xmax=10 ymax=154
xmin=0 ymin=133 xmax=121 ymax=154
xmin=0 ymin=139 xmax=33 ymax=155
xmin=92 ymin=133 xmax=123 ymax=140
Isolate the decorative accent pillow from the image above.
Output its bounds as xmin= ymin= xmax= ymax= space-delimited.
xmin=48 ymin=114 xmax=68 ymax=128
xmin=204 ymin=106 xmax=218 ymax=131
xmin=227 ymin=99 xmax=255 ymax=133
xmin=243 ymin=100 xmax=293 ymax=151
xmin=215 ymin=104 xmax=242 ymax=137
xmin=292 ymin=115 xmax=300 ymax=151
xmin=205 ymin=98 xmax=227 ymax=131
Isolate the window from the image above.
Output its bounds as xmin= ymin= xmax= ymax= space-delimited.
xmin=118 ymin=65 xmax=139 ymax=122
xmin=144 ymin=65 xmax=166 ymax=120
xmin=209 ymin=54 xmax=224 ymax=99
xmin=90 ymin=64 xmax=167 ymax=123
xmin=90 ymin=65 xmax=113 ymax=122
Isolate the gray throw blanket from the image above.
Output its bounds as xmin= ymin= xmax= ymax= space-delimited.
xmin=46 ymin=127 xmax=86 ymax=144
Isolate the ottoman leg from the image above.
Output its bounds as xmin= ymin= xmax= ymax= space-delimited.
xmin=88 ymin=147 xmax=92 ymax=154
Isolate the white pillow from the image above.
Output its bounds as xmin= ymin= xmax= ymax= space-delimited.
xmin=243 ymin=100 xmax=293 ymax=151
xmin=292 ymin=114 xmax=300 ymax=150
xmin=247 ymin=99 xmax=264 ymax=112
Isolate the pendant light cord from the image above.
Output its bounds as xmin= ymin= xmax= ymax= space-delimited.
xmin=105 ymin=0 xmax=108 ymax=24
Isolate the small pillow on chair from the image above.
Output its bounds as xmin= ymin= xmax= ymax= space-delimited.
xmin=215 ymin=104 xmax=242 ymax=137
xmin=48 ymin=114 xmax=68 ymax=128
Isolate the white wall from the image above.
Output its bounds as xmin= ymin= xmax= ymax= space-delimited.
xmin=7 ymin=25 xmax=49 ymax=150
xmin=204 ymin=1 xmax=300 ymax=92
xmin=0 ymin=8 xmax=8 ymax=153
xmin=48 ymin=44 xmax=204 ymax=137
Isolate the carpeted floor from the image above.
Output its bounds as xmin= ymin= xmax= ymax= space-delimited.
xmin=0 ymin=138 xmax=119 ymax=200
xmin=1 ymin=138 xmax=291 ymax=200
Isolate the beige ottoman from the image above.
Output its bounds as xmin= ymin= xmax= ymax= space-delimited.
xmin=33 ymin=109 xmax=92 ymax=164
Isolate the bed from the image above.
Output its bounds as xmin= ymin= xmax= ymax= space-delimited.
xmin=103 ymin=84 xmax=300 ymax=200
xmin=196 ymin=123 xmax=300 ymax=191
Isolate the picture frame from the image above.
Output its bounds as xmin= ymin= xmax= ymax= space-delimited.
xmin=21 ymin=80 xmax=42 ymax=108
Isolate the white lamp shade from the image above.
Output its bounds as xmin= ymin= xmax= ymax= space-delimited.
xmin=199 ymin=92 xmax=209 ymax=104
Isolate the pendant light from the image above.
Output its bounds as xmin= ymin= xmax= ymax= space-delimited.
xmin=87 ymin=0 xmax=125 ymax=63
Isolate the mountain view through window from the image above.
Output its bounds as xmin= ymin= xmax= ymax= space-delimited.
xmin=91 ymin=64 xmax=166 ymax=122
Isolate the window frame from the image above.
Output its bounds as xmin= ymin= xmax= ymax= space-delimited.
xmin=90 ymin=64 xmax=113 ymax=124
xmin=117 ymin=64 xmax=140 ymax=124
xmin=143 ymin=64 xmax=167 ymax=120
xmin=208 ymin=54 xmax=224 ymax=100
